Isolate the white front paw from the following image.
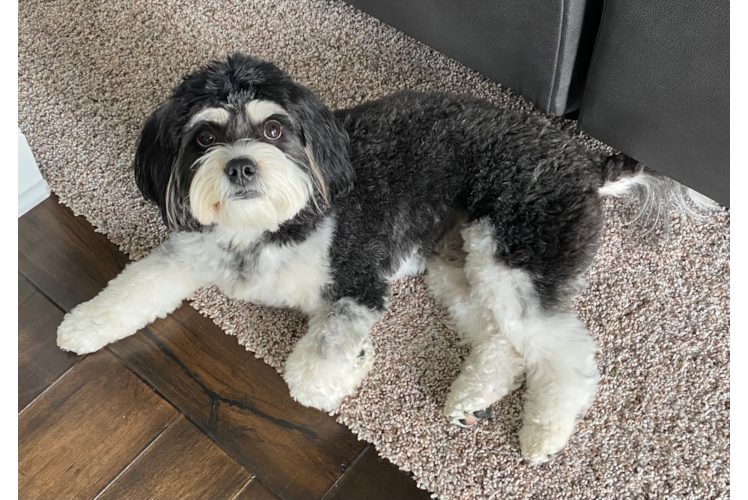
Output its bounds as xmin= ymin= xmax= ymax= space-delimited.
xmin=283 ymin=337 xmax=374 ymax=412
xmin=57 ymin=301 xmax=128 ymax=355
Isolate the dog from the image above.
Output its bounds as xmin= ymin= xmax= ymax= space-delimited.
xmin=57 ymin=53 xmax=656 ymax=464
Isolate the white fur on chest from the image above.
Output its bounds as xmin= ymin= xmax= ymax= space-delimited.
xmin=203 ymin=218 xmax=335 ymax=312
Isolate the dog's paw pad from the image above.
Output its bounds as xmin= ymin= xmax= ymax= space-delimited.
xmin=451 ymin=407 xmax=493 ymax=428
xmin=457 ymin=416 xmax=476 ymax=427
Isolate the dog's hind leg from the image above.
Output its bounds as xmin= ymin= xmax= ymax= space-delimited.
xmin=461 ymin=219 xmax=600 ymax=464
xmin=426 ymin=228 xmax=525 ymax=427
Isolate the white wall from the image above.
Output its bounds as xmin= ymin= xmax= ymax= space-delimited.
xmin=18 ymin=128 xmax=49 ymax=217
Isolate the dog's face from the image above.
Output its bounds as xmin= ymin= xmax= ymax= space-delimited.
xmin=134 ymin=54 xmax=353 ymax=232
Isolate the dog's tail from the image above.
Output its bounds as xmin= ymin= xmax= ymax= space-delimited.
xmin=598 ymin=153 xmax=721 ymax=233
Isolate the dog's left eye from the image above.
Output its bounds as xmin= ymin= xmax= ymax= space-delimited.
xmin=196 ymin=128 xmax=216 ymax=148
xmin=263 ymin=120 xmax=282 ymax=140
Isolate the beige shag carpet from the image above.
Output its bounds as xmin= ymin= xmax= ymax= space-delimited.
xmin=19 ymin=1 xmax=730 ymax=498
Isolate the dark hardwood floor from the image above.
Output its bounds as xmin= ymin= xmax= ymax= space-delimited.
xmin=18 ymin=196 xmax=432 ymax=500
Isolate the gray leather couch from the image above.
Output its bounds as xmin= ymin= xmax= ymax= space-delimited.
xmin=578 ymin=0 xmax=729 ymax=207
xmin=345 ymin=0 xmax=729 ymax=207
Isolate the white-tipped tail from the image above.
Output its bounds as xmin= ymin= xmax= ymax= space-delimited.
xmin=599 ymin=169 xmax=652 ymax=198
xmin=598 ymin=156 xmax=722 ymax=234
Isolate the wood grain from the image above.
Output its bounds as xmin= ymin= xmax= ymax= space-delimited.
xmin=108 ymin=307 xmax=367 ymax=500
xmin=97 ymin=416 xmax=252 ymax=500
xmin=18 ymin=195 xmax=129 ymax=312
xmin=18 ymin=273 xmax=79 ymax=411
xmin=19 ymin=272 xmax=35 ymax=304
xmin=323 ymin=447 xmax=432 ymax=500
xmin=235 ymin=479 xmax=282 ymax=500
xmin=18 ymin=351 xmax=178 ymax=499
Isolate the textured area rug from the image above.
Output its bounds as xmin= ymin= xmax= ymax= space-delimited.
xmin=19 ymin=1 xmax=730 ymax=498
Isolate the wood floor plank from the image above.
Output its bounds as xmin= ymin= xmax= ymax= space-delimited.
xmin=18 ymin=195 xmax=129 ymax=312
xmin=18 ymin=351 xmax=178 ymax=500
xmin=18 ymin=273 xmax=79 ymax=411
xmin=97 ymin=415 xmax=252 ymax=500
xmin=235 ymin=478 xmax=282 ymax=500
xmin=18 ymin=196 xmax=427 ymax=500
xmin=108 ymin=307 xmax=366 ymax=500
xmin=19 ymin=272 xmax=35 ymax=304
xmin=323 ymin=447 xmax=432 ymax=500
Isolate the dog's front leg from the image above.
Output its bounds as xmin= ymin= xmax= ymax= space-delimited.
xmin=57 ymin=233 xmax=210 ymax=355
xmin=283 ymin=298 xmax=383 ymax=412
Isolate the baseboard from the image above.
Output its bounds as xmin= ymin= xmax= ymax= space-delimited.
xmin=18 ymin=178 xmax=50 ymax=218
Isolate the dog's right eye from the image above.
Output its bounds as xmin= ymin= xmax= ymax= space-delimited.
xmin=196 ymin=128 xmax=216 ymax=148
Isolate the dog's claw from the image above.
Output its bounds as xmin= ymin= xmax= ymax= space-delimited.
xmin=472 ymin=407 xmax=493 ymax=419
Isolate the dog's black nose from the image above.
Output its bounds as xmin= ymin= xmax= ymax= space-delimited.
xmin=224 ymin=157 xmax=257 ymax=184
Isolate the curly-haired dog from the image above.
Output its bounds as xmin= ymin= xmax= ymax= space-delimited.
xmin=58 ymin=54 xmax=658 ymax=464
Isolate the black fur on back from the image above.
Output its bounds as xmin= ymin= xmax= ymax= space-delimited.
xmin=327 ymin=92 xmax=615 ymax=311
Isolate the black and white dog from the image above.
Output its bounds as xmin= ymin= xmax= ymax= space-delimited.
xmin=57 ymin=54 xmax=651 ymax=464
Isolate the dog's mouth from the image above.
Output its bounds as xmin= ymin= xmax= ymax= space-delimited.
xmin=224 ymin=172 xmax=261 ymax=200
xmin=212 ymin=189 xmax=258 ymax=209
xmin=229 ymin=186 xmax=261 ymax=200
xmin=208 ymin=186 xmax=260 ymax=215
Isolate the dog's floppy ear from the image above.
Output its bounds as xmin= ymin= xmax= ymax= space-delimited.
xmin=133 ymin=100 xmax=180 ymax=224
xmin=289 ymin=87 xmax=355 ymax=204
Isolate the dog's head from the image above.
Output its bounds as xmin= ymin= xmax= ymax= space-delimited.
xmin=134 ymin=53 xmax=353 ymax=232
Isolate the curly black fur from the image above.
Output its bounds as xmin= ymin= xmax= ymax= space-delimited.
xmin=325 ymin=91 xmax=618 ymax=310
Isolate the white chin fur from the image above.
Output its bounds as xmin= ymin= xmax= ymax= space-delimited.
xmin=189 ymin=140 xmax=312 ymax=230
